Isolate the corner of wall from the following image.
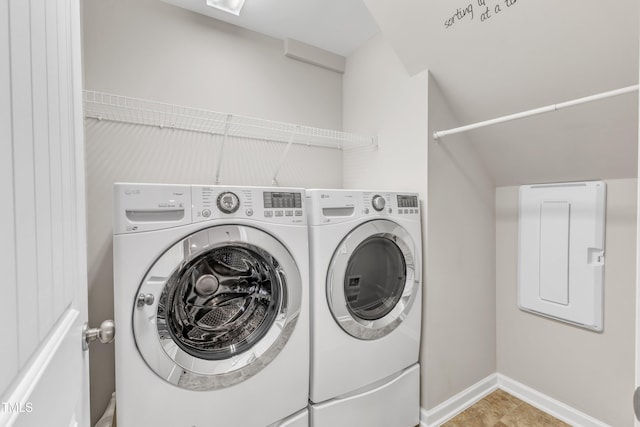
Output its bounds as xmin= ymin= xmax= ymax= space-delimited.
xmin=424 ymin=72 xmax=497 ymax=411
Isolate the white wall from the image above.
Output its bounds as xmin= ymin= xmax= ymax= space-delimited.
xmin=82 ymin=0 xmax=343 ymax=130
xmin=496 ymin=179 xmax=637 ymax=426
xmin=342 ymin=33 xmax=428 ymax=194
xmin=425 ymin=75 xmax=497 ymax=409
xmin=81 ymin=0 xmax=345 ymax=422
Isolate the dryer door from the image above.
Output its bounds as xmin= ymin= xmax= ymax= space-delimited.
xmin=132 ymin=225 xmax=302 ymax=390
xmin=327 ymin=220 xmax=419 ymax=340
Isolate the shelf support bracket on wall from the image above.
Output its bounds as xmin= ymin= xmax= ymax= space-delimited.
xmin=271 ymin=127 xmax=299 ymax=186
xmin=214 ymin=114 xmax=232 ymax=185
xmin=432 ymin=85 xmax=639 ymax=141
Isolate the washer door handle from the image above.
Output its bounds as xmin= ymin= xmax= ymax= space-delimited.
xmin=137 ymin=293 xmax=155 ymax=307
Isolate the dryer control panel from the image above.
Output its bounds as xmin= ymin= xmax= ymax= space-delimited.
xmin=306 ymin=189 xmax=420 ymax=226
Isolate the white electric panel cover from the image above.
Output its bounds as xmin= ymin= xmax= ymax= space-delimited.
xmin=518 ymin=181 xmax=606 ymax=331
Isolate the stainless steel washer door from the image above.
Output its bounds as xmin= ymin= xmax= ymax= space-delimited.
xmin=133 ymin=225 xmax=302 ymax=390
xmin=327 ymin=220 xmax=419 ymax=340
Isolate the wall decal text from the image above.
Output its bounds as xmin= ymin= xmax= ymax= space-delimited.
xmin=444 ymin=0 xmax=520 ymax=29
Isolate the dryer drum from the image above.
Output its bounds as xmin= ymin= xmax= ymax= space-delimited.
xmin=159 ymin=245 xmax=283 ymax=361
xmin=343 ymin=236 xmax=407 ymax=321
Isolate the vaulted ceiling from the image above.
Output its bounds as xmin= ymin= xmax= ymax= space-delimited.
xmin=363 ymin=0 xmax=639 ymax=185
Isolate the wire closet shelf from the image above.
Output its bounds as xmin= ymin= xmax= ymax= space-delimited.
xmin=83 ymin=90 xmax=377 ymax=151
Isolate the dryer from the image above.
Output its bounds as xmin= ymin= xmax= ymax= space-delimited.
xmin=306 ymin=189 xmax=422 ymax=427
xmin=113 ymin=183 xmax=309 ymax=427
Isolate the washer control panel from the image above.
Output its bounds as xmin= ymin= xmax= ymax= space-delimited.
xmin=192 ymin=186 xmax=305 ymax=224
xmin=114 ymin=183 xmax=192 ymax=234
xmin=371 ymin=195 xmax=386 ymax=211
xmin=217 ymin=192 xmax=240 ymax=214
xmin=262 ymin=191 xmax=304 ymax=219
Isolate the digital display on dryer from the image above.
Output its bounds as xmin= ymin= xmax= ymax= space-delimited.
xmin=263 ymin=192 xmax=302 ymax=209
xmin=397 ymin=195 xmax=418 ymax=208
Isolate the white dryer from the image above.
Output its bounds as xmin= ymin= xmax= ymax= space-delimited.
xmin=306 ymin=189 xmax=422 ymax=427
xmin=113 ymin=183 xmax=310 ymax=427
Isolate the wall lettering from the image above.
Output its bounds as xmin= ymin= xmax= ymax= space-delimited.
xmin=444 ymin=4 xmax=474 ymax=28
xmin=444 ymin=0 xmax=520 ymax=28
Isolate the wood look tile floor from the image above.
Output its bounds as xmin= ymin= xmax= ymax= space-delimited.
xmin=441 ymin=390 xmax=571 ymax=427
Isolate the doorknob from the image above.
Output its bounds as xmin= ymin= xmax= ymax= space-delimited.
xmin=634 ymin=387 xmax=640 ymax=421
xmin=82 ymin=320 xmax=115 ymax=351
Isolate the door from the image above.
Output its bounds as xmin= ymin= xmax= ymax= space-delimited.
xmin=327 ymin=219 xmax=420 ymax=340
xmin=635 ymin=11 xmax=640 ymax=424
xmin=635 ymin=8 xmax=640 ymax=425
xmin=0 ymin=0 xmax=90 ymax=426
xmin=131 ymin=225 xmax=302 ymax=390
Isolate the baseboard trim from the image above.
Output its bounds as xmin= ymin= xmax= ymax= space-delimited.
xmin=419 ymin=373 xmax=610 ymax=427
xmin=419 ymin=373 xmax=498 ymax=427
xmin=497 ymin=374 xmax=610 ymax=427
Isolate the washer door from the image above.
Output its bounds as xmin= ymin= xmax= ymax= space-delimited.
xmin=133 ymin=225 xmax=301 ymax=390
xmin=327 ymin=220 xmax=419 ymax=340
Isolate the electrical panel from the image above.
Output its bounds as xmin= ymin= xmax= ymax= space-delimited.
xmin=518 ymin=181 xmax=606 ymax=331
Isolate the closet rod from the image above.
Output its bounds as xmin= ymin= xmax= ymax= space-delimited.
xmin=433 ymin=84 xmax=639 ymax=141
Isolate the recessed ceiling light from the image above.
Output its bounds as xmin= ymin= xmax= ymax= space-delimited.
xmin=206 ymin=0 xmax=246 ymax=16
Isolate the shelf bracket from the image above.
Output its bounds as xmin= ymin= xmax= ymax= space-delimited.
xmin=271 ymin=127 xmax=299 ymax=186
xmin=214 ymin=114 xmax=232 ymax=185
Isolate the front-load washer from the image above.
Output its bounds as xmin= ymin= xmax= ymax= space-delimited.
xmin=113 ymin=183 xmax=310 ymax=427
xmin=306 ymin=189 xmax=422 ymax=427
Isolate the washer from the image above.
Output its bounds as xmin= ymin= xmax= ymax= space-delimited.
xmin=113 ymin=183 xmax=309 ymax=427
xmin=306 ymin=189 xmax=422 ymax=427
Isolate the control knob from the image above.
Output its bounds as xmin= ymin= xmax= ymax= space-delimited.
xmin=217 ymin=192 xmax=240 ymax=214
xmin=372 ymin=195 xmax=386 ymax=212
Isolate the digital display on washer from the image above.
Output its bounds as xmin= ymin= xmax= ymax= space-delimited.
xmin=263 ymin=192 xmax=302 ymax=209
xmin=397 ymin=195 xmax=418 ymax=208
